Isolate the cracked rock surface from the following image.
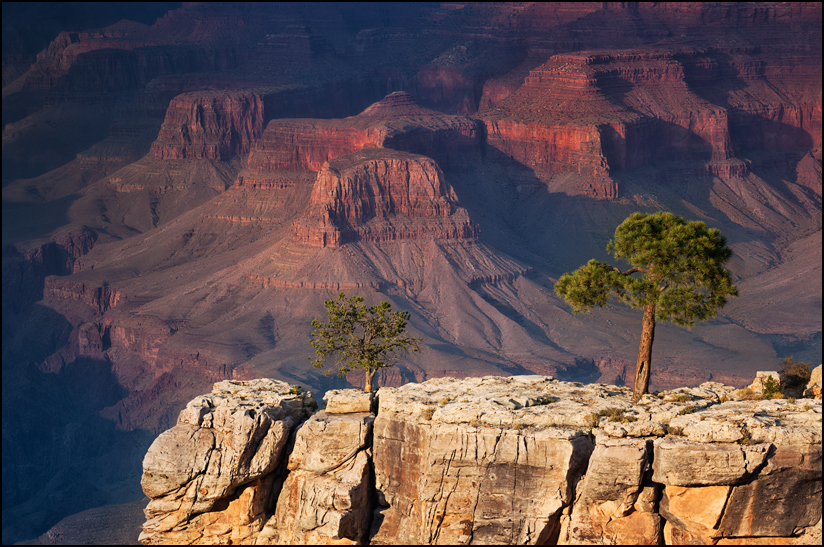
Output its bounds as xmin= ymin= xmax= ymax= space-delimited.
xmin=140 ymin=375 xmax=822 ymax=544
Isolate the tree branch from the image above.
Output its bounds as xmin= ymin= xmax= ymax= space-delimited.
xmin=613 ymin=266 xmax=650 ymax=276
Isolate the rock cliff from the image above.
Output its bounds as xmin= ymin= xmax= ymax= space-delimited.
xmin=139 ymin=374 xmax=822 ymax=545
xmin=292 ymin=148 xmax=478 ymax=247
xmin=150 ymin=91 xmax=264 ymax=160
xmin=238 ymin=91 xmax=483 ymax=188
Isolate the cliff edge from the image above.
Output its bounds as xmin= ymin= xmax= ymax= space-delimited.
xmin=139 ymin=372 xmax=822 ymax=545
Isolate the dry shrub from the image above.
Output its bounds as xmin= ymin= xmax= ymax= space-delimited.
xmin=780 ymin=356 xmax=812 ymax=390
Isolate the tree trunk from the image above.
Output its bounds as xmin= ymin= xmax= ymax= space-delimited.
xmin=364 ymin=368 xmax=377 ymax=392
xmin=633 ymin=302 xmax=656 ymax=403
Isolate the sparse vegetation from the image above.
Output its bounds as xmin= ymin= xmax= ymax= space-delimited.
xmin=738 ymin=426 xmax=755 ymax=445
xmin=309 ymin=293 xmax=420 ymax=392
xmin=678 ymin=405 xmax=696 ymax=416
xmin=422 ymin=406 xmax=435 ymax=420
xmin=554 ymin=212 xmax=738 ymax=403
xmin=289 ymin=385 xmax=302 ymax=395
xmin=787 ymin=397 xmax=796 ymax=404
xmin=672 ymin=393 xmax=691 ymax=403
xmin=439 ymin=397 xmax=451 ymax=405
xmin=762 ymin=376 xmax=783 ymax=399
xmin=738 ymin=387 xmax=760 ymax=401
xmin=779 ymin=356 xmax=812 ymax=390
xmin=668 ymin=426 xmax=685 ymax=436
xmin=584 ymin=413 xmax=600 ymax=428
xmin=598 ymin=407 xmax=637 ymax=423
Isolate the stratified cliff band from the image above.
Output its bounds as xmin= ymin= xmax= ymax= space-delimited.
xmin=138 ymin=372 xmax=822 ymax=545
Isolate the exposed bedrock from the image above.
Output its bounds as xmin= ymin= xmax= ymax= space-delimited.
xmin=150 ymin=91 xmax=265 ymax=161
xmin=480 ymin=46 xmax=820 ymax=186
xmin=1 ymin=225 xmax=99 ymax=315
xmin=140 ymin=375 xmax=822 ymax=545
xmin=292 ymin=148 xmax=478 ymax=247
xmin=139 ymin=379 xmax=317 ymax=544
xmin=238 ymin=91 xmax=483 ymax=186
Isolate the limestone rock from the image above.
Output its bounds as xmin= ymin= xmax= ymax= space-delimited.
xmin=372 ymin=376 xmax=596 ymax=545
xmin=561 ymin=437 xmax=657 ymax=545
xmin=287 ymin=411 xmax=374 ymax=474
xmin=804 ymin=365 xmax=822 ymax=399
xmin=292 ymin=148 xmax=478 ymax=247
xmin=652 ymin=439 xmax=769 ymax=486
xmin=323 ymin=389 xmax=375 ymax=414
xmin=151 ymin=91 xmax=265 ymax=161
xmin=264 ymin=450 xmax=372 ymax=545
xmin=745 ymin=371 xmax=781 ymax=395
xmin=717 ymin=444 xmax=822 ymax=537
xmin=136 ymin=374 xmax=823 ymax=545
xmin=263 ymin=410 xmax=375 ymax=544
xmin=659 ymin=485 xmax=730 ymax=543
xmin=139 ymin=379 xmax=316 ymax=544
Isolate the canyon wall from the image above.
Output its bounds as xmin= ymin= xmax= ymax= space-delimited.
xmin=139 ymin=373 xmax=822 ymax=545
xmin=292 ymin=148 xmax=478 ymax=247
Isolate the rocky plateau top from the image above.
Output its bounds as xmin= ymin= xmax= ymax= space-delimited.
xmin=139 ymin=369 xmax=822 ymax=545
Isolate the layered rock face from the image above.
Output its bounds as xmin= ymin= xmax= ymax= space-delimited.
xmin=139 ymin=379 xmax=317 ymax=544
xmin=140 ymin=374 xmax=822 ymax=545
xmin=480 ymin=42 xmax=820 ymax=185
xmin=150 ymin=91 xmax=264 ymax=160
xmin=292 ymin=148 xmax=478 ymax=247
xmin=238 ymin=91 xmax=483 ymax=187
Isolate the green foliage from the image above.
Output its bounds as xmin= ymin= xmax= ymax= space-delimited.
xmin=762 ymin=376 xmax=783 ymax=399
xmin=309 ymin=293 xmax=420 ymax=391
xmin=779 ymin=356 xmax=812 ymax=389
xmin=555 ymin=212 xmax=738 ymax=327
xmin=555 ymin=212 xmax=738 ymax=402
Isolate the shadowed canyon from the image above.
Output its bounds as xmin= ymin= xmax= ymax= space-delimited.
xmin=2 ymin=2 xmax=821 ymax=544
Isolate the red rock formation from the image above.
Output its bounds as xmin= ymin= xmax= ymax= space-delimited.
xmin=150 ymin=91 xmax=264 ymax=160
xmin=292 ymin=148 xmax=478 ymax=247
xmin=481 ymin=42 xmax=820 ymax=188
xmin=238 ymin=92 xmax=483 ymax=187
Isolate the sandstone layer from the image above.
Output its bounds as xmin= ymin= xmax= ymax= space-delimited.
xmin=140 ymin=374 xmax=822 ymax=545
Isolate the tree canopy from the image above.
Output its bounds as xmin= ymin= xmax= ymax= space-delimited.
xmin=555 ymin=211 xmax=738 ymax=401
xmin=309 ymin=293 xmax=420 ymax=392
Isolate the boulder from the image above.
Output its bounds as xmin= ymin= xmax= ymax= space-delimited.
xmin=804 ymin=365 xmax=822 ymax=399
xmin=323 ymin=389 xmax=375 ymax=414
xmin=561 ymin=437 xmax=659 ymax=545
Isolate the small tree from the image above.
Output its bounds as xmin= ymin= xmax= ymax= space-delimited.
xmin=555 ymin=212 xmax=738 ymax=402
xmin=309 ymin=293 xmax=420 ymax=392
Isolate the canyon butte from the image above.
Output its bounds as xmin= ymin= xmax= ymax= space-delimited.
xmin=2 ymin=2 xmax=821 ymax=544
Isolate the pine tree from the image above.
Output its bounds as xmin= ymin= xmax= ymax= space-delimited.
xmin=310 ymin=293 xmax=420 ymax=392
xmin=555 ymin=212 xmax=738 ymax=402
